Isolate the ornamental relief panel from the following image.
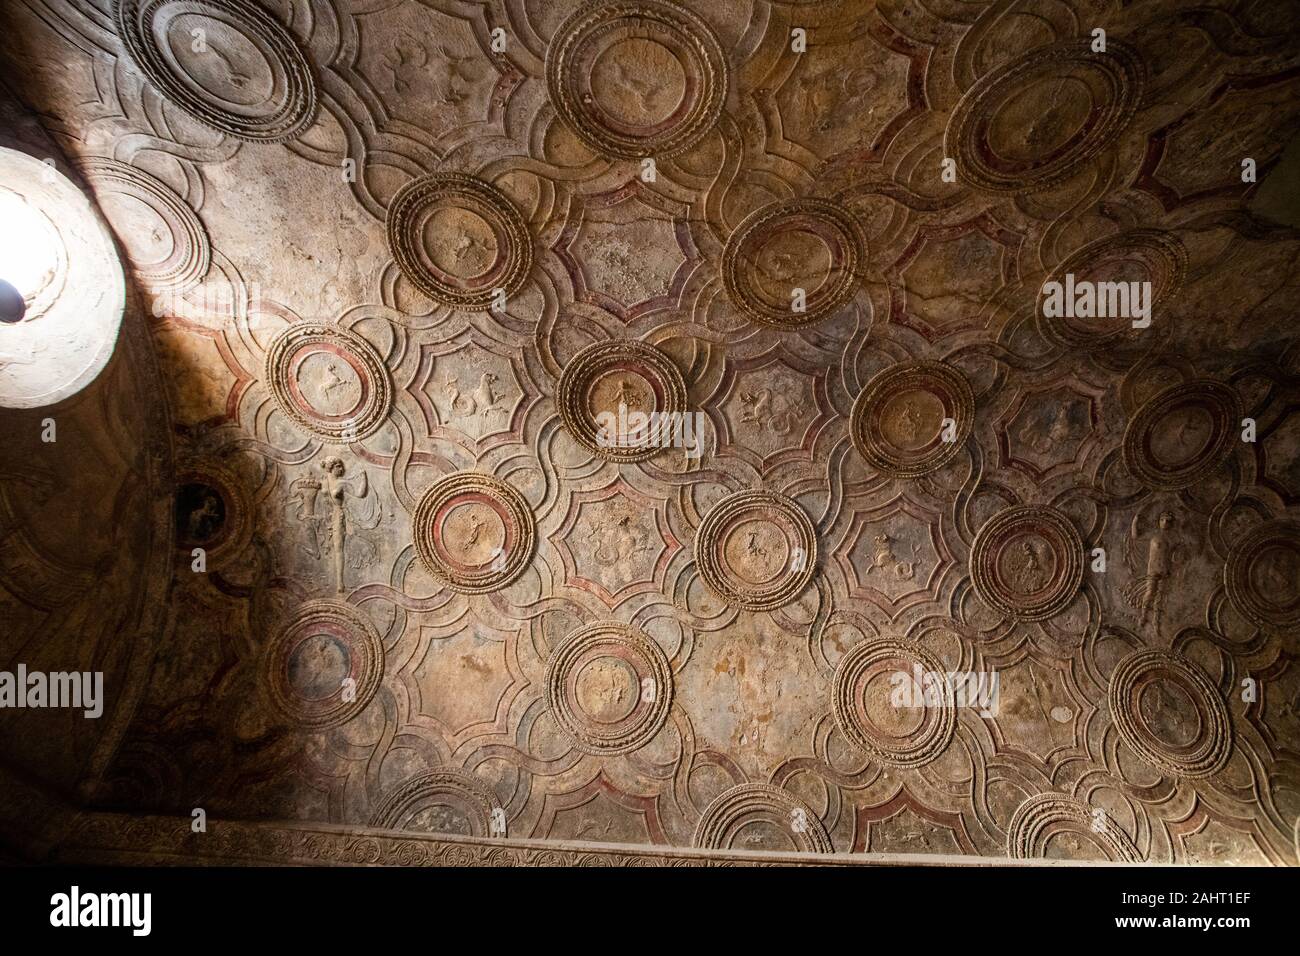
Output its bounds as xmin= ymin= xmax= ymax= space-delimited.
xmin=0 ymin=0 xmax=1298 ymax=866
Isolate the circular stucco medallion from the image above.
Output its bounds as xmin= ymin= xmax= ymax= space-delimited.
xmin=946 ymin=40 xmax=1144 ymax=192
xmin=412 ymin=472 xmax=535 ymax=593
xmin=1224 ymin=520 xmax=1300 ymax=629
xmin=1122 ymin=380 xmax=1239 ymax=491
xmin=266 ymin=600 xmax=384 ymax=729
xmin=832 ymin=638 xmax=956 ymax=768
xmin=970 ymin=505 xmax=1084 ymax=621
xmin=545 ymin=0 xmax=727 ymax=158
xmin=693 ymin=783 xmax=832 ymax=854
xmin=557 ymin=339 xmax=687 ymax=462
xmin=387 ymin=173 xmax=533 ymax=310
xmin=1108 ymin=649 xmax=1231 ymax=779
xmin=722 ymin=198 xmax=866 ymax=329
xmin=850 ymin=361 xmax=974 ymax=477
xmin=81 ymin=158 xmax=210 ymax=294
xmin=266 ymin=322 xmax=392 ymax=443
xmin=1038 ymin=230 xmax=1186 ymax=352
xmin=544 ymin=621 xmax=673 ymax=755
xmin=371 ymin=769 xmax=500 ymax=837
xmin=115 ymin=0 xmax=318 ymax=142
xmin=1007 ymin=793 xmax=1142 ymax=861
xmin=695 ymin=490 xmax=816 ymax=610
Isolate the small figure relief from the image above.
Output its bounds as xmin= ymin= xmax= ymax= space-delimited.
xmin=737 ymin=387 xmax=799 ymax=437
xmin=438 ymin=370 xmax=508 ymax=438
xmin=753 ymin=243 xmax=818 ymax=287
xmin=612 ymin=377 xmax=642 ymax=411
xmin=289 ymin=457 xmax=380 ymax=594
xmin=178 ymin=484 xmax=225 ymax=546
xmin=587 ymin=514 xmax=653 ymax=565
xmin=892 ymin=399 xmax=924 ymax=445
xmin=382 ymin=38 xmax=428 ymax=94
xmin=1024 ymin=403 xmax=1077 ymax=456
xmin=437 ymin=44 xmax=480 ymax=106
xmin=460 ymin=511 xmax=486 ymax=551
xmin=611 ymin=60 xmax=672 ymax=114
xmin=320 ymin=362 xmax=349 ymax=400
xmin=208 ymin=44 xmax=251 ymax=90
xmin=866 ymin=532 xmax=915 ymax=582
xmin=1123 ymin=511 xmax=1181 ymax=633
xmin=897 ymin=828 xmax=930 ymax=850
xmin=1023 ymin=79 xmax=1072 ymax=153
xmin=1137 ymin=678 xmax=1185 ymax=740
xmin=1010 ymin=538 xmax=1048 ymax=593
xmin=414 ymin=805 xmax=470 ymax=836
xmin=745 ymin=529 xmax=767 ymax=560
xmin=442 ymin=229 xmax=494 ymax=268
xmin=796 ymin=66 xmax=878 ymax=132
xmin=574 ymin=818 xmax=616 ymax=840
xmin=1172 ymin=412 xmax=1209 ymax=455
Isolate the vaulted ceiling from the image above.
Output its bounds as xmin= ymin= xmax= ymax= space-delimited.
xmin=1 ymin=0 xmax=1299 ymax=865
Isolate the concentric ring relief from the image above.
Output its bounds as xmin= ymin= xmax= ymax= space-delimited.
xmin=1225 ymin=521 xmax=1300 ymax=629
xmin=387 ymin=173 xmax=533 ymax=309
xmin=946 ymin=40 xmax=1144 ymax=192
xmin=1122 ymin=380 xmax=1240 ymax=491
xmin=832 ymin=638 xmax=955 ymax=769
xmin=265 ymin=600 xmax=384 ymax=729
xmin=557 ymin=339 xmax=687 ymax=462
xmin=81 ymin=158 xmax=210 ymax=293
xmin=1038 ymin=230 xmax=1187 ymax=351
xmin=544 ymin=621 xmax=673 ymax=756
xmin=1108 ymin=649 xmax=1231 ymax=778
xmin=692 ymin=783 xmax=832 ymax=854
xmin=1007 ymin=794 xmax=1142 ymax=862
xmin=722 ymin=198 xmax=866 ymax=328
xmin=850 ymin=361 xmax=974 ymax=477
xmin=266 ymin=323 xmax=393 ymax=443
xmin=114 ymin=0 xmax=318 ymax=143
xmin=412 ymin=473 xmax=535 ymax=594
xmin=695 ymin=490 xmax=816 ymax=611
xmin=545 ymin=0 xmax=727 ymax=159
xmin=370 ymin=769 xmax=500 ymax=837
xmin=970 ymin=506 xmax=1083 ymax=621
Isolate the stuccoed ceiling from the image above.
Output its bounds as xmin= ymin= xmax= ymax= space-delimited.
xmin=1 ymin=0 xmax=1299 ymax=865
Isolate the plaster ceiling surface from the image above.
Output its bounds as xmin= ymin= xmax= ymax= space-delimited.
xmin=1 ymin=0 xmax=1299 ymax=865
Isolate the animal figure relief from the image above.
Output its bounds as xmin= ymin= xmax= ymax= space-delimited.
xmin=798 ymin=66 xmax=877 ymax=132
xmin=867 ymin=532 xmax=915 ymax=581
xmin=588 ymin=514 xmax=652 ymax=564
xmin=738 ymin=387 xmax=798 ymax=436
xmin=442 ymin=371 xmax=507 ymax=433
xmin=611 ymin=60 xmax=670 ymax=111
xmin=208 ymin=45 xmax=251 ymax=89
xmin=1026 ymin=404 xmax=1076 ymax=455
xmin=436 ymin=44 xmax=479 ymax=105
xmin=383 ymin=38 xmax=427 ymax=94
